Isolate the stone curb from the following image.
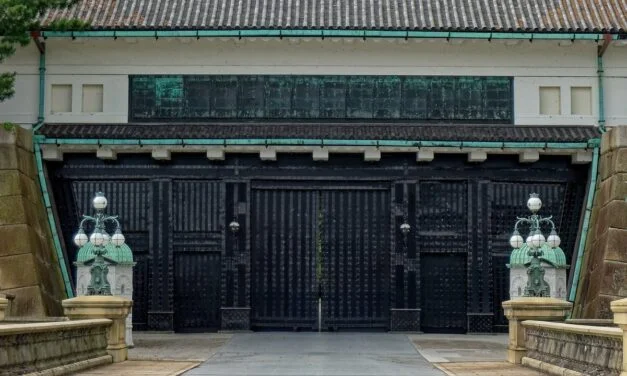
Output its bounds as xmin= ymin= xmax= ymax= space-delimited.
xmin=522 ymin=356 xmax=583 ymax=376
xmin=22 ymin=355 xmax=113 ymax=376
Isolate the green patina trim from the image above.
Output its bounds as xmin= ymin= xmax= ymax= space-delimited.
xmin=508 ymin=244 xmax=568 ymax=268
xmin=35 ymin=143 xmax=74 ymax=297
xmin=37 ymin=137 xmax=597 ymax=149
xmin=569 ymin=146 xmax=600 ymax=302
xmin=41 ymin=30 xmax=619 ymax=40
xmin=76 ymin=242 xmax=134 ymax=265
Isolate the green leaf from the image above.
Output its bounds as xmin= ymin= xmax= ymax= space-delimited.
xmin=0 ymin=0 xmax=89 ymax=103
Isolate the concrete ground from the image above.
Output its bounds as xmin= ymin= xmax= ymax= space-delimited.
xmin=187 ymin=333 xmax=445 ymax=376
xmin=79 ymin=332 xmax=537 ymax=376
xmin=76 ymin=360 xmax=199 ymax=376
xmin=129 ymin=332 xmax=233 ymax=361
xmin=409 ymin=334 xmax=508 ymax=363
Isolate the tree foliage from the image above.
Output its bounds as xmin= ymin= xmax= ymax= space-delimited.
xmin=0 ymin=0 xmax=88 ymax=102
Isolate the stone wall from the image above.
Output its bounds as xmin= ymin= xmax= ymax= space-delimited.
xmin=0 ymin=126 xmax=67 ymax=316
xmin=574 ymin=125 xmax=627 ymax=319
xmin=522 ymin=320 xmax=623 ymax=376
xmin=0 ymin=319 xmax=112 ymax=375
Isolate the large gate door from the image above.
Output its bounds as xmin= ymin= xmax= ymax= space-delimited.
xmin=174 ymin=252 xmax=221 ymax=331
xmin=172 ymin=180 xmax=223 ymax=332
xmin=418 ymin=181 xmax=469 ymax=333
xmin=421 ymin=254 xmax=467 ymax=333
xmin=322 ymin=189 xmax=391 ymax=330
xmin=251 ymin=189 xmax=319 ymax=329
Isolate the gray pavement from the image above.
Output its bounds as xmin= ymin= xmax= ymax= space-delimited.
xmin=409 ymin=334 xmax=508 ymax=363
xmin=129 ymin=332 xmax=232 ymax=361
xmin=185 ymin=333 xmax=445 ymax=376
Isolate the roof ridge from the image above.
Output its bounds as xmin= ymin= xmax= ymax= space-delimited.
xmin=40 ymin=0 xmax=627 ymax=33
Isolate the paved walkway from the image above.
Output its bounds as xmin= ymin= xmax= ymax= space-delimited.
xmin=77 ymin=360 xmax=199 ymax=376
xmin=410 ymin=334 xmax=508 ymax=363
xmin=436 ymin=362 xmax=545 ymax=376
xmin=129 ymin=333 xmax=232 ymax=361
xmin=77 ymin=332 xmax=536 ymax=376
xmin=186 ymin=333 xmax=445 ymax=376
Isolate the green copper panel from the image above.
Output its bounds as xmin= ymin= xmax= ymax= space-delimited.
xmin=129 ymin=75 xmax=513 ymax=122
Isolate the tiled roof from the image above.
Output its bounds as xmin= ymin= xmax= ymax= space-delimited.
xmin=41 ymin=0 xmax=627 ymax=33
xmin=39 ymin=123 xmax=600 ymax=143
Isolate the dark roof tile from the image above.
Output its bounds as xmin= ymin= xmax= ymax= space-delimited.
xmin=41 ymin=0 xmax=627 ymax=33
xmin=39 ymin=123 xmax=601 ymax=143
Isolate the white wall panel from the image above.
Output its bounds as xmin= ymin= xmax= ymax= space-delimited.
xmin=2 ymin=38 xmax=626 ymax=127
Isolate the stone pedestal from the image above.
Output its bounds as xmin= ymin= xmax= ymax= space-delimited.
xmin=62 ymin=295 xmax=132 ymax=363
xmin=610 ymin=298 xmax=627 ymax=376
xmin=0 ymin=297 xmax=8 ymax=320
xmin=502 ymin=297 xmax=572 ymax=364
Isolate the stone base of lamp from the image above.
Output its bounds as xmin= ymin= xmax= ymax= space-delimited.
xmin=502 ymin=297 xmax=572 ymax=364
xmin=62 ymin=295 xmax=132 ymax=363
xmin=0 ymin=297 xmax=8 ymax=320
xmin=610 ymin=298 xmax=627 ymax=376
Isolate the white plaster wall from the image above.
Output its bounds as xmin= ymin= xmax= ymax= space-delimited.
xmin=0 ymin=45 xmax=39 ymax=126
xmin=604 ymin=46 xmax=627 ymax=127
xmin=2 ymin=37 xmax=625 ymax=127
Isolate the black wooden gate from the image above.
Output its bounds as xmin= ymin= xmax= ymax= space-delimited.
xmin=48 ymin=153 xmax=588 ymax=333
xmin=321 ymin=189 xmax=391 ymax=330
xmin=250 ymin=184 xmax=391 ymax=330
xmin=172 ymin=181 xmax=223 ymax=332
xmin=251 ymin=189 xmax=319 ymax=329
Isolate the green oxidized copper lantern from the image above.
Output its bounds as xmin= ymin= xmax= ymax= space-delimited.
xmin=73 ymin=192 xmax=126 ymax=296
xmin=509 ymin=193 xmax=562 ymax=297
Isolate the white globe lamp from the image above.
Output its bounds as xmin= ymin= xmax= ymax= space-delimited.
xmin=93 ymin=193 xmax=108 ymax=210
xmin=111 ymin=229 xmax=126 ymax=247
xmin=90 ymin=230 xmax=105 ymax=246
xmin=526 ymin=193 xmax=542 ymax=213
xmin=74 ymin=229 xmax=88 ymax=247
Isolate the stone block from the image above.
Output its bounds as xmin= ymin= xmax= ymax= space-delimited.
xmin=312 ymin=148 xmax=329 ymax=161
xmin=600 ymin=261 xmax=627 ymax=297
xmin=206 ymin=148 xmax=225 ymax=161
xmin=0 ymin=126 xmax=33 ymax=151
xmin=0 ymin=297 xmax=7 ymax=320
xmin=0 ymin=195 xmax=27 ymax=225
xmin=571 ymin=150 xmax=593 ymax=164
xmin=364 ymin=149 xmax=381 ymax=162
xmin=151 ymin=148 xmax=171 ymax=161
xmin=1 ymin=285 xmax=46 ymax=317
xmin=0 ymin=253 xmax=40 ymax=289
xmin=519 ymin=150 xmax=540 ymax=163
xmin=0 ymin=171 xmax=21 ymax=197
xmin=0 ymin=224 xmax=38 ymax=257
xmin=96 ymin=148 xmax=117 ymax=160
xmin=502 ymin=298 xmax=572 ymax=364
xmin=610 ymin=297 xmax=627 ymax=325
xmin=259 ymin=148 xmax=277 ymax=161
xmin=467 ymin=151 xmax=487 ymax=163
xmin=63 ymin=296 xmax=133 ymax=363
xmin=601 ymin=228 xmax=627 ymax=263
xmin=595 ymin=200 xmax=627 ymax=240
xmin=0 ymin=127 xmax=17 ymax=145
xmin=20 ymin=174 xmax=40 ymax=206
xmin=0 ymin=171 xmax=40 ymax=205
xmin=0 ymin=146 xmax=18 ymax=170
xmin=41 ymin=144 xmax=63 ymax=161
xmin=596 ymin=173 xmax=627 ymax=207
xmin=416 ymin=150 xmax=434 ymax=162
xmin=601 ymin=125 xmax=627 ymax=155
xmin=599 ymin=148 xmax=627 ymax=181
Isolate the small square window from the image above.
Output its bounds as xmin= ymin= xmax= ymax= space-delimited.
xmin=51 ymin=84 xmax=72 ymax=113
xmin=539 ymin=87 xmax=561 ymax=115
xmin=571 ymin=87 xmax=592 ymax=115
xmin=82 ymin=84 xmax=104 ymax=113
